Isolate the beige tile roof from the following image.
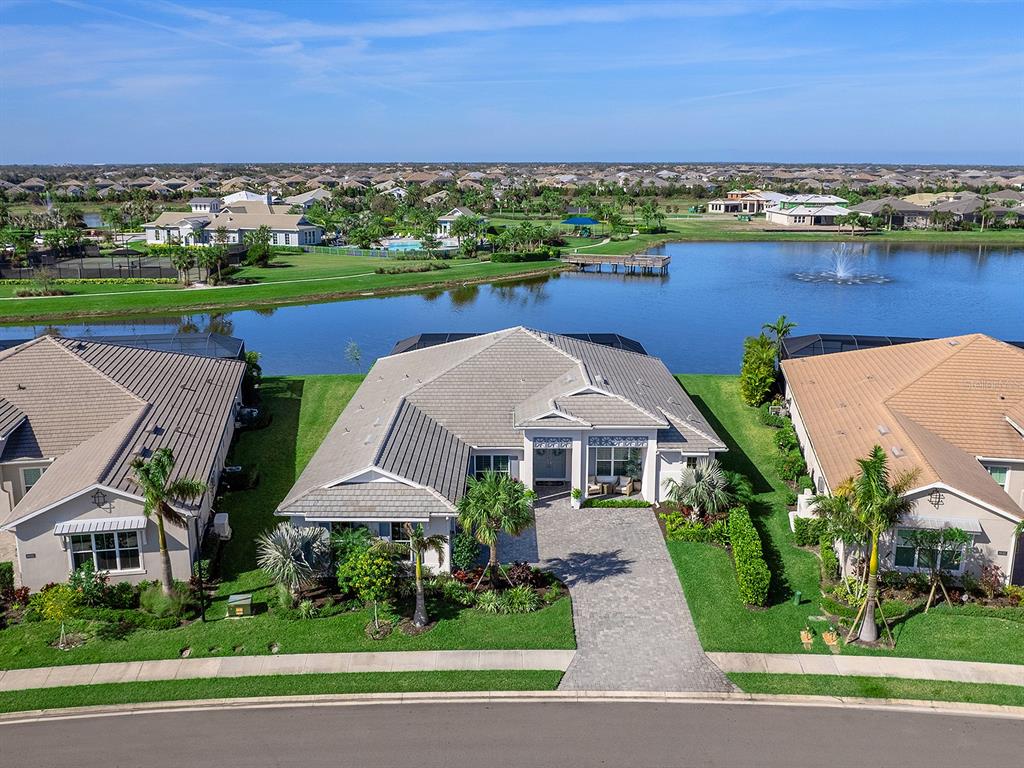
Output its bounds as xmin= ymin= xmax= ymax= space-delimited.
xmin=1 ymin=337 xmax=246 ymax=527
xmin=280 ymin=328 xmax=723 ymax=516
xmin=781 ymin=334 xmax=1024 ymax=519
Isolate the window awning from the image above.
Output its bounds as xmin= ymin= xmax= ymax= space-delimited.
xmin=53 ymin=517 xmax=148 ymax=536
xmin=901 ymin=515 xmax=983 ymax=535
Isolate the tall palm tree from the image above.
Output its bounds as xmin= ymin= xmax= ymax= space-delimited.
xmin=456 ymin=471 xmax=536 ymax=588
xmin=131 ymin=448 xmax=208 ymax=595
xmin=879 ymin=202 xmax=896 ymax=231
xmin=762 ymin=314 xmax=797 ymax=363
xmin=812 ymin=445 xmax=918 ymax=643
xmin=977 ymin=198 xmax=993 ymax=231
xmin=663 ymin=457 xmax=733 ymax=521
xmin=373 ymin=523 xmax=447 ymax=627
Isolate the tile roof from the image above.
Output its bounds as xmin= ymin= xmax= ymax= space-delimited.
xmin=280 ymin=328 xmax=723 ymax=517
xmin=781 ymin=334 xmax=1024 ymax=519
xmin=0 ymin=336 xmax=246 ymax=527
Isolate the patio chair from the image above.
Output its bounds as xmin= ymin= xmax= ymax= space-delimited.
xmin=586 ymin=476 xmax=603 ymax=496
xmin=613 ymin=476 xmax=635 ymax=496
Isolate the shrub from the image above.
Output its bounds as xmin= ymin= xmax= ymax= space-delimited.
xmin=724 ymin=471 xmax=755 ymax=506
xmin=375 ymin=261 xmax=450 ymax=275
xmin=435 ymin=576 xmax=475 ymax=606
xmin=775 ymin=450 xmax=807 ymax=482
xmin=739 ymin=334 xmax=777 ymax=406
xmin=775 ymin=423 xmax=799 ymax=453
xmin=757 ymin=403 xmax=786 ymax=428
xmin=707 ymin=519 xmax=731 ymax=548
xmin=542 ymin=584 xmax=564 ymax=604
xmin=728 ymin=507 xmax=771 ymax=606
xmin=498 ymin=585 xmax=541 ymax=614
xmin=474 ymin=589 xmax=502 ymax=614
xmin=797 ymin=475 xmax=814 ymax=493
xmin=1006 ymin=585 xmax=1024 ymax=606
xmin=0 ymin=277 xmax=178 ymax=286
xmin=0 ymin=561 xmax=13 ymax=598
xmin=980 ymin=564 xmax=1004 ymax=601
xmin=104 ymin=581 xmax=139 ymax=610
xmin=333 ymin=526 xmax=374 ymax=596
xmin=490 ymin=250 xmax=556 ymax=263
xmin=820 ymin=537 xmax=840 ymax=582
xmin=581 ymin=498 xmax=652 ymax=508
xmin=450 ymin=530 xmax=481 ymax=572
xmin=662 ymin=513 xmax=707 ymax=542
xmin=68 ymin=561 xmax=109 ymax=606
xmin=139 ymin=583 xmax=188 ymax=618
xmin=297 ymin=599 xmax=319 ymax=619
xmin=792 ymin=516 xmax=827 ymax=547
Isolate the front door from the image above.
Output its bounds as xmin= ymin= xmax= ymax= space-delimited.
xmin=533 ymin=447 xmax=567 ymax=480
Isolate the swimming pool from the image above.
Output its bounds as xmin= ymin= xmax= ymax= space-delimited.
xmin=385 ymin=240 xmax=424 ymax=252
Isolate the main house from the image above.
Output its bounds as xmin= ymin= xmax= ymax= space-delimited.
xmin=277 ymin=328 xmax=725 ymax=570
xmin=0 ymin=337 xmax=246 ymax=590
xmin=143 ymin=193 xmax=323 ymax=247
xmin=781 ymin=334 xmax=1024 ymax=585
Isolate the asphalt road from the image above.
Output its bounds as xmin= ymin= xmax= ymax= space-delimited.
xmin=2 ymin=701 xmax=1021 ymax=767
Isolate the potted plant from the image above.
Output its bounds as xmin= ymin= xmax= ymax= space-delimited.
xmin=800 ymin=625 xmax=814 ymax=650
xmin=571 ymin=487 xmax=582 ymax=509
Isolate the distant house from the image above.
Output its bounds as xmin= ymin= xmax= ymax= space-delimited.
xmin=276 ymin=329 xmax=725 ymax=570
xmin=782 ymin=334 xmax=1024 ymax=585
xmin=144 ymin=195 xmax=323 ymax=247
xmin=0 ymin=336 xmax=246 ymax=590
xmin=436 ymin=207 xmax=482 ymax=237
xmin=765 ymin=204 xmax=852 ymax=227
xmin=284 ymin=188 xmax=332 ymax=210
xmin=849 ymin=196 xmax=931 ymax=229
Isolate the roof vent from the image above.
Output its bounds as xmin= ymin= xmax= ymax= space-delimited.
xmin=948 ymin=340 xmax=959 ymax=346
xmin=363 ymin=434 xmax=373 ymax=445
xmin=372 ymin=417 xmax=381 ymax=427
xmin=877 ymin=424 xmax=890 ymax=435
xmin=892 ymin=446 xmax=906 ymax=458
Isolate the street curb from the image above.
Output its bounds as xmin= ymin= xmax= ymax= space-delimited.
xmin=1 ymin=689 xmax=1022 ymax=724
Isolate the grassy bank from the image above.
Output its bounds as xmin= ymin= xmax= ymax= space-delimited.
xmin=729 ymin=673 xmax=1024 ymax=708
xmin=0 ymin=255 xmax=567 ymax=322
xmin=0 ymin=670 xmax=564 ymax=714
xmin=0 ymin=375 xmax=576 ymax=671
xmin=673 ymin=374 xmax=1024 ymax=665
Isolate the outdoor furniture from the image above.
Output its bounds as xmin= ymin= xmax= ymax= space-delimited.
xmin=586 ymin=476 xmax=603 ymax=496
xmin=613 ymin=476 xmax=635 ymax=496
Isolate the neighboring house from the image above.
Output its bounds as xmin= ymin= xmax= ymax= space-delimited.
xmin=0 ymin=332 xmax=245 ymax=360
xmin=277 ymin=328 xmax=725 ymax=570
xmin=849 ymin=196 xmax=931 ymax=229
xmin=765 ymin=204 xmax=852 ymax=226
xmin=781 ymin=334 xmax=1024 ymax=585
xmin=144 ymin=200 xmax=323 ymax=247
xmin=284 ymin=188 xmax=332 ymax=210
xmin=436 ymin=207 xmax=483 ymax=237
xmin=188 ymin=197 xmax=222 ymax=214
xmin=0 ymin=336 xmax=247 ymax=590
xmin=708 ymin=190 xmax=789 ymax=214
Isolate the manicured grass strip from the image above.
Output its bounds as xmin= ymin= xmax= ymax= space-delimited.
xmin=0 ymin=670 xmax=563 ymax=714
xmin=728 ymin=673 xmax=1024 ymax=708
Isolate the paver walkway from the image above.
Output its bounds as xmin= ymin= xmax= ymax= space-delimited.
xmin=511 ymin=499 xmax=733 ymax=692
xmin=0 ymin=649 xmax=575 ymax=693
xmin=709 ymin=653 xmax=1024 ymax=686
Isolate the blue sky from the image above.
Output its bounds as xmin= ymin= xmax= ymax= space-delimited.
xmin=1 ymin=0 xmax=1021 ymax=164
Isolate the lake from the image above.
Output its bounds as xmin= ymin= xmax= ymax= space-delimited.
xmin=3 ymin=241 xmax=1022 ymax=374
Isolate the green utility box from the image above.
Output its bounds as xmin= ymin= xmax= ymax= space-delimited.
xmin=227 ymin=593 xmax=253 ymax=618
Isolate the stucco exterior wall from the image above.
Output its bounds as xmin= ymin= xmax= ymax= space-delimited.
xmin=13 ymin=492 xmax=192 ymax=590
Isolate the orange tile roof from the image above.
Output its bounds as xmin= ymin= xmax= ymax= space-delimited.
xmin=781 ymin=334 xmax=1024 ymax=519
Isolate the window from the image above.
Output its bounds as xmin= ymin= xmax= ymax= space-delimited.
xmin=69 ymin=531 xmax=141 ymax=572
xmin=894 ymin=528 xmax=970 ymax=572
xmin=22 ymin=467 xmax=44 ymax=492
xmin=588 ymin=447 xmax=641 ymax=478
xmin=284 ymin=233 xmax=290 ymax=245
xmin=685 ymin=457 xmax=698 ymax=469
xmin=154 ymin=229 xmax=161 ymax=240
xmin=272 ymin=233 xmax=279 ymax=245
xmin=986 ymin=465 xmax=1009 ymax=489
xmin=474 ymin=455 xmax=511 ymax=478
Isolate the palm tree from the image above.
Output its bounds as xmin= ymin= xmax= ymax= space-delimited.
xmin=762 ymin=314 xmax=797 ymax=363
xmin=256 ymin=523 xmax=331 ymax=604
xmin=812 ymin=445 xmax=918 ymax=643
xmin=977 ymin=198 xmax=994 ymax=231
xmin=663 ymin=457 xmax=733 ymax=521
xmin=372 ymin=523 xmax=447 ymax=627
xmin=131 ymin=448 xmax=208 ymax=595
xmin=879 ymin=202 xmax=896 ymax=231
xmin=456 ymin=470 xmax=536 ymax=588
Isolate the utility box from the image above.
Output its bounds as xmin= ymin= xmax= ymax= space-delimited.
xmin=227 ymin=593 xmax=252 ymax=618
xmin=213 ymin=512 xmax=232 ymax=540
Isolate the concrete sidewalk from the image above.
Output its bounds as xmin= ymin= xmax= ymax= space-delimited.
xmin=0 ymin=649 xmax=576 ymax=693
xmin=708 ymin=652 xmax=1024 ymax=686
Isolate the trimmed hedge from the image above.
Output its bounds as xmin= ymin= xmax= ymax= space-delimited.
xmin=490 ymin=250 xmax=557 ymax=263
xmin=792 ymin=516 xmax=827 ymax=547
xmin=581 ymin=497 xmax=651 ymax=508
xmin=0 ymin=561 xmax=13 ymax=596
xmin=820 ymin=537 xmax=840 ymax=581
xmin=728 ymin=506 xmax=770 ymax=606
xmin=0 ymin=278 xmax=178 ymax=285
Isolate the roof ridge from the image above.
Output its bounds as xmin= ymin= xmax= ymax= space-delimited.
xmin=98 ymin=403 xmax=153 ymax=488
xmin=46 ymin=337 xmax=148 ymax=406
xmin=886 ymin=407 xmax=941 ymax=483
xmin=882 ymin=333 xmax=989 ymax=407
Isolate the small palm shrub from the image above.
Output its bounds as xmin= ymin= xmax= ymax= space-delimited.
xmin=257 ymin=523 xmax=331 ymax=600
xmin=297 ymin=599 xmax=319 ymax=619
xmin=432 ymin=576 xmax=475 ymax=606
xmin=474 ymin=590 xmax=502 ymax=614
xmin=499 ymin=585 xmax=541 ymax=614
xmin=139 ymin=583 xmax=188 ymax=618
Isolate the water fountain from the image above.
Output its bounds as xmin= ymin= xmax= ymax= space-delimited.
xmin=794 ymin=243 xmax=891 ymax=285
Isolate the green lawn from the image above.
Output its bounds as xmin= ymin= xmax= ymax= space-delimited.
xmin=673 ymin=374 xmax=1024 ymax=664
xmin=0 ymin=670 xmax=563 ymax=714
xmin=0 ymin=256 xmax=566 ymax=322
xmin=729 ymin=673 xmax=1024 ymax=708
xmin=0 ymin=375 xmax=575 ymax=671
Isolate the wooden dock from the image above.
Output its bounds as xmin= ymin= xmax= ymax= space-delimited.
xmin=563 ymin=253 xmax=671 ymax=274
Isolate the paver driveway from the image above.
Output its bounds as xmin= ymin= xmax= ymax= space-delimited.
xmin=506 ymin=498 xmax=733 ymax=692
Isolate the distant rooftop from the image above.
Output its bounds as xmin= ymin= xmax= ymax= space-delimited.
xmin=0 ymin=332 xmax=245 ymax=360
xmin=782 ymin=333 xmax=1024 ymax=360
xmin=390 ymin=332 xmax=647 ymax=356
